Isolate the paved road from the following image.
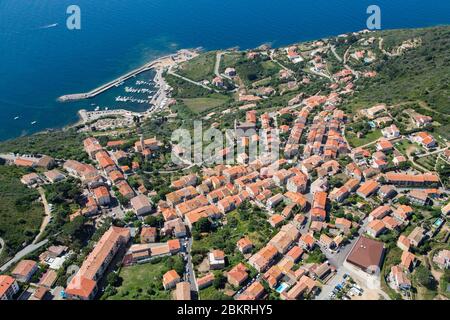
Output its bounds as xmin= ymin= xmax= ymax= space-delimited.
xmin=185 ymin=237 xmax=199 ymax=298
xmin=317 ymin=266 xmax=348 ymax=300
xmin=214 ymin=52 xmax=224 ymax=78
xmin=330 ymin=45 xmax=343 ymax=63
xmin=168 ymin=69 xmax=219 ymax=93
xmin=0 ymin=237 xmax=4 ymax=257
xmin=316 ymin=217 xmax=369 ymax=300
xmin=0 ymin=239 xmax=49 ymax=272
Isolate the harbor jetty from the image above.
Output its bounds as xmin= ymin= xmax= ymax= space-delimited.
xmin=57 ymin=62 xmax=157 ymax=102
xmin=57 ymin=49 xmax=199 ymax=102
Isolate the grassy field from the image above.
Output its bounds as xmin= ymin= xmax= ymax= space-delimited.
xmin=199 ymin=284 xmax=232 ymax=300
xmin=106 ymin=257 xmax=180 ymax=300
xmin=346 ymin=129 xmax=382 ymax=148
xmin=233 ymin=57 xmax=281 ymax=87
xmin=219 ymin=52 xmax=243 ymax=73
xmin=0 ymin=166 xmax=44 ymax=265
xmin=394 ymin=139 xmax=418 ymax=156
xmin=182 ymin=95 xmax=230 ymax=114
xmin=178 ymin=52 xmax=217 ymax=82
xmin=415 ymin=155 xmax=438 ymax=171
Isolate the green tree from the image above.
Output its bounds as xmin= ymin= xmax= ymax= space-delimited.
xmin=415 ymin=265 xmax=435 ymax=289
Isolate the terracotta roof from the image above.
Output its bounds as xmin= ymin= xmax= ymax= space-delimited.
xmin=163 ymin=270 xmax=180 ymax=286
xmin=346 ymin=237 xmax=385 ymax=271
xmin=0 ymin=275 xmax=16 ymax=298
xmin=12 ymin=260 xmax=37 ymax=278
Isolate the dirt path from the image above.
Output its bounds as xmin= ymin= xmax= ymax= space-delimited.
xmin=33 ymin=187 xmax=51 ymax=244
xmin=214 ymin=51 xmax=223 ymax=78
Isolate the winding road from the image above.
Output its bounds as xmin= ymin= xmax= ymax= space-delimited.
xmin=0 ymin=239 xmax=49 ymax=272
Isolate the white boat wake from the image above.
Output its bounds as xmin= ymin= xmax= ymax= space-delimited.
xmin=38 ymin=23 xmax=58 ymax=29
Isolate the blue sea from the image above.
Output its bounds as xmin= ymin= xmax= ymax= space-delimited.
xmin=0 ymin=0 xmax=449 ymax=140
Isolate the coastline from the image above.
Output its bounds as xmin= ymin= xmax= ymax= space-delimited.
xmin=56 ymin=48 xmax=201 ymax=132
xmin=5 ymin=24 xmax=450 ymax=141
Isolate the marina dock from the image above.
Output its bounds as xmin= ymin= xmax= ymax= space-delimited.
xmin=57 ymin=49 xmax=199 ymax=103
xmin=57 ymin=62 xmax=157 ymax=102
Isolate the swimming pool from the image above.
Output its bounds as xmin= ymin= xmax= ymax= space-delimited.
xmin=433 ymin=218 xmax=444 ymax=228
xmin=276 ymin=282 xmax=289 ymax=293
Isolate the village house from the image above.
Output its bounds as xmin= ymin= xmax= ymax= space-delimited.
xmin=209 ymin=249 xmax=226 ymax=270
xmin=269 ymin=224 xmax=300 ymax=254
xmin=116 ymin=180 xmax=135 ymax=200
xmin=389 ymin=265 xmax=411 ymax=291
xmin=248 ymin=245 xmax=278 ymax=272
xmin=393 ymin=205 xmax=414 ymax=223
xmin=267 ymin=213 xmax=284 ymax=227
xmin=376 ymin=139 xmax=394 ymax=152
xmin=237 ymin=238 xmax=253 ymax=254
xmin=236 ymin=281 xmax=265 ymax=300
xmin=141 ymin=227 xmax=157 ymax=243
xmin=286 ymin=174 xmax=308 ymax=193
xmin=397 ymin=235 xmax=411 ymax=251
xmin=166 ymin=186 xmax=199 ymax=207
xmin=44 ymin=169 xmax=66 ymax=183
xmin=369 ymin=205 xmax=392 ymax=221
xmin=412 ymin=114 xmax=433 ymax=127
xmin=357 ymin=180 xmax=379 ymax=199
xmin=267 ymin=193 xmax=284 ymax=209
xmin=227 ymin=263 xmax=249 ymax=288
xmin=299 ymin=233 xmax=315 ymax=251
xmin=400 ymin=251 xmax=417 ymax=272
xmin=171 ymin=174 xmax=198 ymax=190
xmin=442 ymin=202 xmax=450 ymax=216
xmin=83 ymin=137 xmax=103 ymax=159
xmin=93 ymin=186 xmax=110 ymax=206
xmin=407 ymin=227 xmax=426 ymax=247
xmin=381 ymin=124 xmax=400 ymax=139
xmin=407 ymin=190 xmax=430 ymax=206
xmin=36 ymin=155 xmax=55 ymax=170
xmin=175 ymin=282 xmax=191 ymax=300
xmin=163 ymin=270 xmax=181 ymax=290
xmin=319 ymin=234 xmax=336 ymax=251
xmin=21 ymin=172 xmax=41 ymax=186
xmin=130 ymin=195 xmax=152 ymax=216
xmin=334 ymin=217 xmax=352 ymax=233
xmin=366 ymin=220 xmax=386 ymax=238
xmin=378 ymin=185 xmax=397 ymax=201
xmin=0 ymin=275 xmax=20 ymax=300
xmin=433 ymin=249 xmax=450 ymax=269
xmin=197 ymin=273 xmax=215 ymax=290
xmin=411 ymin=132 xmax=437 ymax=150
xmin=382 ymin=216 xmax=402 ymax=231
xmin=11 ymin=260 xmax=38 ymax=283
